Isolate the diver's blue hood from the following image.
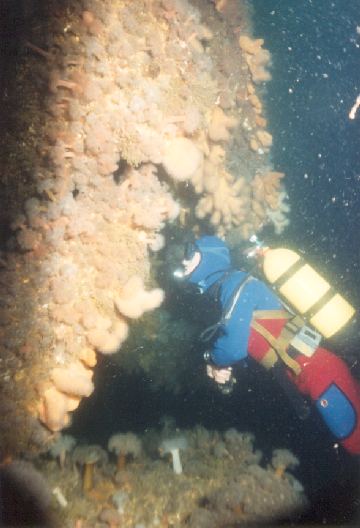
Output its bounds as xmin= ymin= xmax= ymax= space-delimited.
xmin=186 ymin=236 xmax=232 ymax=292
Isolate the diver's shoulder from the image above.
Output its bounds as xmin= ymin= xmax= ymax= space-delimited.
xmin=230 ymin=269 xmax=249 ymax=283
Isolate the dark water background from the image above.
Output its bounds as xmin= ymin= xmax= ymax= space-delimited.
xmin=252 ymin=0 xmax=360 ymax=301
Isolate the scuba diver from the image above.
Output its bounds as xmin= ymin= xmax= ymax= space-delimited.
xmin=174 ymin=235 xmax=360 ymax=455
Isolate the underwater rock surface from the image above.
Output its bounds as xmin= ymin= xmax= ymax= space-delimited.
xmin=0 ymin=0 xmax=288 ymax=461
xmin=39 ymin=425 xmax=307 ymax=526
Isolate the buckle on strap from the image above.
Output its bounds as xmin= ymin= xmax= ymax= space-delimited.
xmin=290 ymin=325 xmax=322 ymax=358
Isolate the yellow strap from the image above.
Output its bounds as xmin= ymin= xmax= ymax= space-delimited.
xmin=259 ymin=348 xmax=278 ymax=369
xmin=253 ymin=309 xmax=292 ymax=320
xmin=251 ymin=319 xmax=302 ymax=376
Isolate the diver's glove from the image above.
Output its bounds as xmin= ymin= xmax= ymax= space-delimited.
xmin=217 ymin=374 xmax=237 ymax=395
xmin=205 ymin=352 xmax=237 ymax=395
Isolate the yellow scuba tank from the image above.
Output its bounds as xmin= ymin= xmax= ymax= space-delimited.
xmin=262 ymin=247 xmax=355 ymax=339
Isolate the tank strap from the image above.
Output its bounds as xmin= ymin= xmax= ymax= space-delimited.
xmin=259 ymin=348 xmax=278 ymax=369
xmin=251 ymin=315 xmax=303 ymax=376
xmin=253 ymin=309 xmax=292 ymax=320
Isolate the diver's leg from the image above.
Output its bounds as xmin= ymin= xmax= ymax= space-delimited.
xmin=294 ymin=348 xmax=360 ymax=455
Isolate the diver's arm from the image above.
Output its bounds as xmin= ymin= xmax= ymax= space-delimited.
xmin=210 ymin=303 xmax=253 ymax=367
xmin=210 ymin=276 xmax=283 ymax=367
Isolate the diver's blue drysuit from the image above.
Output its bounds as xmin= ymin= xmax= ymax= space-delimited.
xmin=185 ymin=235 xmax=282 ymax=366
xmin=181 ymin=235 xmax=360 ymax=455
